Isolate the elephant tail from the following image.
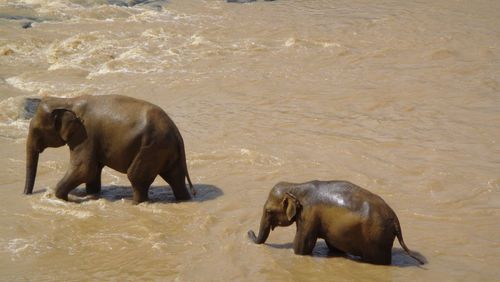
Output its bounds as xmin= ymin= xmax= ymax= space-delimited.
xmin=176 ymin=127 xmax=195 ymax=197
xmin=184 ymin=152 xmax=195 ymax=196
xmin=394 ymin=216 xmax=425 ymax=265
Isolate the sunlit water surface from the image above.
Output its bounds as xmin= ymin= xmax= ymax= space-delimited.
xmin=0 ymin=0 xmax=499 ymax=280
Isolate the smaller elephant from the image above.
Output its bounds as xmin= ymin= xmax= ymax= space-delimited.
xmin=248 ymin=180 xmax=424 ymax=265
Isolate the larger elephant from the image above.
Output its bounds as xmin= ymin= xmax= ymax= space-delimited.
xmin=24 ymin=94 xmax=194 ymax=204
xmin=248 ymin=180 xmax=424 ymax=265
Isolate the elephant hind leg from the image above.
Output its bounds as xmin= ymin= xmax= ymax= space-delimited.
xmin=128 ymin=174 xmax=155 ymax=204
xmin=160 ymin=165 xmax=191 ymax=201
xmin=325 ymin=240 xmax=344 ymax=254
xmin=85 ymin=164 xmax=103 ymax=195
xmin=127 ymin=147 xmax=160 ymax=204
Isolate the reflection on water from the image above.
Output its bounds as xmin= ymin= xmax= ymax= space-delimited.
xmin=0 ymin=0 xmax=499 ymax=281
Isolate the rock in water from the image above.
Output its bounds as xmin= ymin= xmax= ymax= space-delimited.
xmin=23 ymin=98 xmax=41 ymax=119
xmin=21 ymin=21 xmax=32 ymax=29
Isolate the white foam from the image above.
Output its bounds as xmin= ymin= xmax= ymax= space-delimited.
xmin=86 ymin=46 xmax=164 ymax=78
xmin=141 ymin=28 xmax=169 ymax=39
xmin=86 ymin=63 xmax=162 ymax=78
xmin=238 ymin=148 xmax=284 ymax=166
xmin=0 ymin=96 xmax=33 ymax=139
xmin=189 ymin=148 xmax=284 ymax=168
xmin=284 ymin=37 xmax=341 ymax=49
xmin=285 ymin=38 xmax=296 ymax=47
xmin=6 ymin=238 xmax=32 ymax=255
xmin=5 ymin=76 xmax=52 ymax=93
xmin=102 ymin=169 xmax=122 ymax=185
xmin=31 ymin=203 xmax=94 ymax=219
xmin=240 ymin=148 xmax=251 ymax=156
xmin=137 ymin=204 xmax=170 ymax=214
xmin=190 ymin=34 xmax=207 ymax=46
xmin=322 ymin=42 xmax=342 ymax=48
xmin=0 ymin=97 xmax=21 ymax=121
xmin=127 ymin=10 xmax=164 ymax=23
xmin=30 ymin=192 xmax=95 ymax=219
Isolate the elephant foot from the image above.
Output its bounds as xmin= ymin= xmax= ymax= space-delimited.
xmin=55 ymin=190 xmax=69 ymax=201
xmin=170 ymin=184 xmax=192 ymax=201
xmin=84 ymin=193 xmax=100 ymax=201
xmin=174 ymin=193 xmax=191 ymax=201
xmin=132 ymin=198 xmax=148 ymax=205
xmin=132 ymin=189 xmax=149 ymax=204
xmin=86 ymin=187 xmax=101 ymax=195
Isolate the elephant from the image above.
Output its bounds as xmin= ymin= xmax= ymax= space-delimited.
xmin=23 ymin=94 xmax=195 ymax=204
xmin=248 ymin=180 xmax=424 ymax=265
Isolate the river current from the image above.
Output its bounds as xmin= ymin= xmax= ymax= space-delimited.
xmin=0 ymin=0 xmax=499 ymax=281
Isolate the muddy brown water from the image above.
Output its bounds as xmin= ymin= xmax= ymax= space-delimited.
xmin=0 ymin=0 xmax=499 ymax=280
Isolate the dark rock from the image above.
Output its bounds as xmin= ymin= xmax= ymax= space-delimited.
xmin=21 ymin=21 xmax=32 ymax=29
xmin=0 ymin=14 xmax=38 ymax=21
xmin=23 ymin=98 xmax=41 ymax=119
xmin=0 ymin=14 xmax=47 ymax=27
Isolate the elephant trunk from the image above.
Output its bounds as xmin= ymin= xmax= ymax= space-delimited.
xmin=24 ymin=134 xmax=39 ymax=195
xmin=248 ymin=213 xmax=271 ymax=244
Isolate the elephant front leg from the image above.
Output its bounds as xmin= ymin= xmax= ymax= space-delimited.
xmin=129 ymin=181 xmax=151 ymax=204
xmin=293 ymin=221 xmax=318 ymax=255
xmin=55 ymin=167 xmax=86 ymax=201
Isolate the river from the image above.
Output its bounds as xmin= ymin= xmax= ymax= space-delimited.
xmin=0 ymin=0 xmax=499 ymax=280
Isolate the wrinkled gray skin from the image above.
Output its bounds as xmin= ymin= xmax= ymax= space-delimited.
xmin=24 ymin=94 xmax=195 ymax=204
xmin=248 ymin=180 xmax=424 ymax=265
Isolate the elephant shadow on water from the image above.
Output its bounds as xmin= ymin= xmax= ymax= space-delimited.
xmin=267 ymin=241 xmax=427 ymax=267
xmin=66 ymin=184 xmax=223 ymax=203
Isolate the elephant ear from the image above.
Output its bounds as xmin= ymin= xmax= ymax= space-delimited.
xmin=52 ymin=109 xmax=85 ymax=144
xmin=284 ymin=192 xmax=300 ymax=221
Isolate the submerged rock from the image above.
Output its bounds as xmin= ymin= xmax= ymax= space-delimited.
xmin=21 ymin=21 xmax=32 ymax=29
xmin=0 ymin=14 xmax=38 ymax=21
xmin=0 ymin=14 xmax=45 ymax=28
xmin=23 ymin=98 xmax=41 ymax=119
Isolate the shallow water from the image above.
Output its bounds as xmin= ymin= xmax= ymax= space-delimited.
xmin=0 ymin=0 xmax=499 ymax=280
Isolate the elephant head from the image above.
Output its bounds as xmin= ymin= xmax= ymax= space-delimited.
xmin=248 ymin=184 xmax=301 ymax=244
xmin=24 ymin=99 xmax=86 ymax=194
